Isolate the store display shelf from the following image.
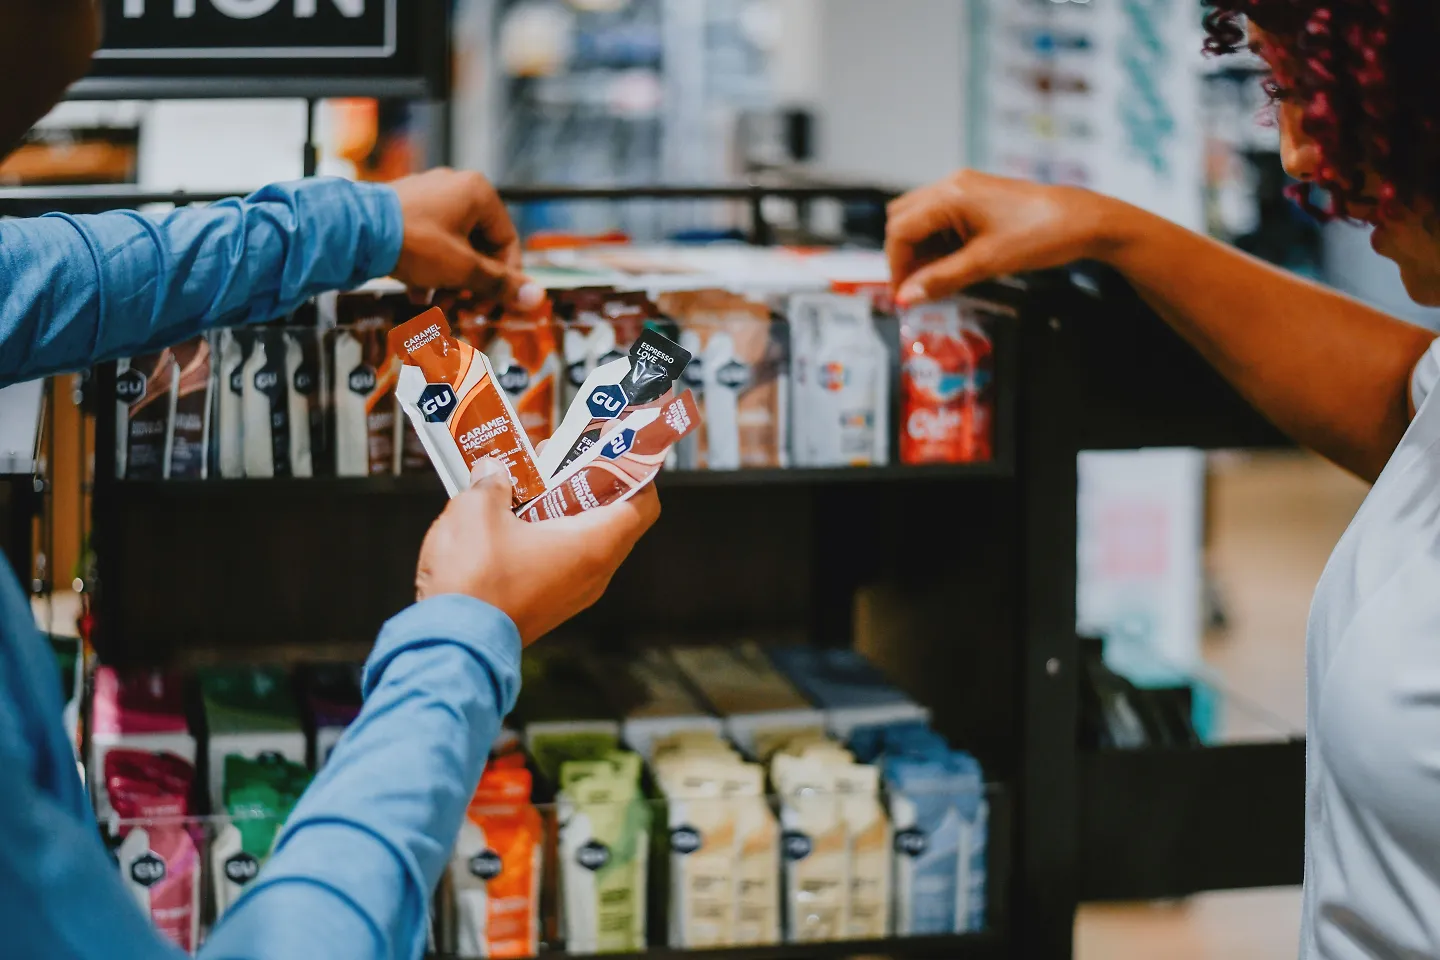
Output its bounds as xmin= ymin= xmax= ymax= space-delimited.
xmin=97 ymin=461 xmax=1013 ymax=501
xmin=1078 ymin=739 xmax=1306 ymax=902
xmin=427 ymin=933 xmax=1006 ymax=960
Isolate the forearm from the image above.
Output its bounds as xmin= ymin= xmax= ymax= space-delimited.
xmin=1096 ymin=201 xmax=1436 ymax=480
xmin=200 ymin=596 xmax=521 ymax=960
xmin=0 ymin=178 xmax=401 ymax=386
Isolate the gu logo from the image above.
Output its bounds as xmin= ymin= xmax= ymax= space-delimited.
xmin=576 ymin=840 xmax=610 ymax=872
xmin=116 ymin=368 xmax=148 ymax=406
xmin=586 ymin=385 xmax=627 ymax=420
xmin=129 ymin=852 xmax=167 ymax=888
xmin=497 ymin=365 xmax=530 ymax=394
xmin=224 ymin=852 xmax=260 ymax=885
xmin=716 ymin=360 xmax=749 ymax=391
xmin=347 ymin=365 xmax=376 ymax=396
xmin=468 ymin=850 xmax=503 ymax=881
xmin=253 ymin=369 xmax=281 ymax=395
xmin=601 ymin=428 xmax=637 ymax=460
xmin=419 ymin=384 xmax=456 ymax=423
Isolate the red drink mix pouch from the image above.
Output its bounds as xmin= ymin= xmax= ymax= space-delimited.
xmin=390 ymin=308 xmax=545 ymax=505
xmin=900 ymin=302 xmax=986 ymax=465
xmin=106 ymin=750 xmax=201 ymax=954
xmin=517 ymin=391 xmax=701 ymax=522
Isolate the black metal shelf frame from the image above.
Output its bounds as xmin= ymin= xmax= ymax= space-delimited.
xmin=428 ymin=932 xmax=1008 ymax=960
xmin=73 ymin=178 xmax=1305 ymax=959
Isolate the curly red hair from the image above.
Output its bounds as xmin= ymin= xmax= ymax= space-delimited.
xmin=1203 ymin=1 xmax=1440 ymax=221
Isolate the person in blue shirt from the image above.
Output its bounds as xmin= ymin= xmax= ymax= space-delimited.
xmin=1 ymin=3 xmax=659 ymax=958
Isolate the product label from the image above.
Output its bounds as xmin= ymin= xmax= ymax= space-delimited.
xmin=348 ymin=365 xmax=377 ymax=396
xmin=224 ymin=852 xmax=260 ymax=886
xmin=131 ymin=852 xmax=167 ymax=887
xmin=577 ymin=840 xmax=611 ymax=872
xmin=586 ymin=384 xmax=628 ymax=420
xmin=895 ymin=827 xmax=928 ymax=858
xmin=498 ymin=365 xmax=531 ymax=393
xmin=117 ymin=369 xmax=148 ymax=406
xmin=716 ymin=360 xmax=750 ymax=391
xmin=420 ymin=383 xmax=457 ymax=423
xmin=670 ymin=825 xmax=703 ymax=855
xmin=469 ymin=849 xmax=504 ymax=881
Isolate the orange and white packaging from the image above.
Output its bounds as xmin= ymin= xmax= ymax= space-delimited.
xmin=484 ymin=314 xmax=562 ymax=448
xmin=451 ymin=766 xmax=544 ymax=959
xmin=390 ymin=308 xmax=545 ymax=505
xmin=517 ymin=391 xmax=701 ymax=523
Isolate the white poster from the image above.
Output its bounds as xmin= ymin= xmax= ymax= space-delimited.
xmin=1077 ymin=448 xmax=1206 ymax=684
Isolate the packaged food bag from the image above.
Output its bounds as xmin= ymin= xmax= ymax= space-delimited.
xmin=451 ymin=766 xmax=544 ymax=959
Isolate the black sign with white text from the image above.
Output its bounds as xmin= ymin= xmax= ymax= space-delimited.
xmin=97 ymin=0 xmax=396 ymax=60
xmin=80 ymin=0 xmax=445 ymax=98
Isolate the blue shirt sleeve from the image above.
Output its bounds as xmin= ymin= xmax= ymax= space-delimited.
xmin=198 ymin=596 xmax=522 ymax=960
xmin=0 ymin=177 xmax=403 ymax=387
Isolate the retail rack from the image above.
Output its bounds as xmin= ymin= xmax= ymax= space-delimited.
xmin=4 ymin=4 xmax=1307 ymax=955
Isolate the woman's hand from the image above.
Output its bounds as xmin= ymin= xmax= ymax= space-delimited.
xmin=414 ymin=458 xmax=661 ymax=646
xmin=886 ymin=170 xmax=1124 ymax=305
xmin=390 ymin=168 xmax=545 ymax=313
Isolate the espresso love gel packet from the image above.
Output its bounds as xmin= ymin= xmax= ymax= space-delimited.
xmin=538 ymin=327 xmax=693 ymax=479
xmin=391 ymin=308 xmax=545 ymax=505
xmin=517 ymin=391 xmax=701 ymax=523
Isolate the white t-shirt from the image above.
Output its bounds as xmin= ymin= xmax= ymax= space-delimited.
xmin=1302 ymin=336 xmax=1440 ymax=958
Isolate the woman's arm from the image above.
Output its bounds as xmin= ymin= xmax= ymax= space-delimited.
xmin=887 ymin=171 xmax=1439 ymax=482
xmin=0 ymin=178 xmax=403 ymax=387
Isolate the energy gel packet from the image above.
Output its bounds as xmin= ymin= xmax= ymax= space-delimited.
xmin=517 ymin=391 xmax=701 ymax=523
xmin=106 ymin=750 xmax=202 ymax=953
xmin=537 ymin=327 xmax=693 ymax=479
xmin=390 ymin=308 xmax=545 ymax=505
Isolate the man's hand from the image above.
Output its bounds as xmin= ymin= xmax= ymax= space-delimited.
xmin=415 ymin=458 xmax=660 ymax=645
xmin=390 ymin=169 xmax=544 ymax=313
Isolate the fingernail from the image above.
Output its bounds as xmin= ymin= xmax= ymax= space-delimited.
xmin=896 ymin=280 xmax=926 ymax=308
xmin=470 ymin=457 xmax=505 ymax=486
xmin=515 ymin=282 xmax=545 ymax=311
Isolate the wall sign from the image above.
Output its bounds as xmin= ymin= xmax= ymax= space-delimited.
xmin=76 ymin=0 xmax=445 ymax=99
xmin=97 ymin=0 xmax=397 ymax=60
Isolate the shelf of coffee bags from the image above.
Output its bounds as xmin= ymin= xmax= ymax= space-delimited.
xmin=1077 ymin=739 xmax=1306 ymax=901
xmin=425 ymin=933 xmax=1008 ymax=960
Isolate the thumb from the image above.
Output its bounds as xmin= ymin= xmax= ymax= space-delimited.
xmin=459 ymin=457 xmax=517 ymax=513
xmin=896 ymin=239 xmax=1001 ymax=306
xmin=466 ymin=247 xmax=545 ymax=314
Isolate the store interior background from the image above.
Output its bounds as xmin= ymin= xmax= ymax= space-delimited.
xmin=6 ymin=2 xmax=1430 ymax=957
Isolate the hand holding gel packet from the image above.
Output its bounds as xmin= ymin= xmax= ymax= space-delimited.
xmin=394 ymin=302 xmax=702 ymax=521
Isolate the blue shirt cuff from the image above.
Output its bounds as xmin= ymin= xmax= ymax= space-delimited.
xmin=351 ymin=182 xmax=405 ymax=282
xmin=365 ymin=595 xmax=523 ymax=716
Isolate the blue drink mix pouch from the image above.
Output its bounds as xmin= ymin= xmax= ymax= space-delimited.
xmin=884 ymin=750 xmax=988 ymax=935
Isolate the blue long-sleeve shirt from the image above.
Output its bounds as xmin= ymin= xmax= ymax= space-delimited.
xmin=0 ymin=179 xmax=523 ymax=959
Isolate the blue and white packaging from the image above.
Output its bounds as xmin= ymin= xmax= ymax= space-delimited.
xmin=884 ymin=751 xmax=988 ymax=935
xmin=766 ymin=646 xmax=929 ymax=740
